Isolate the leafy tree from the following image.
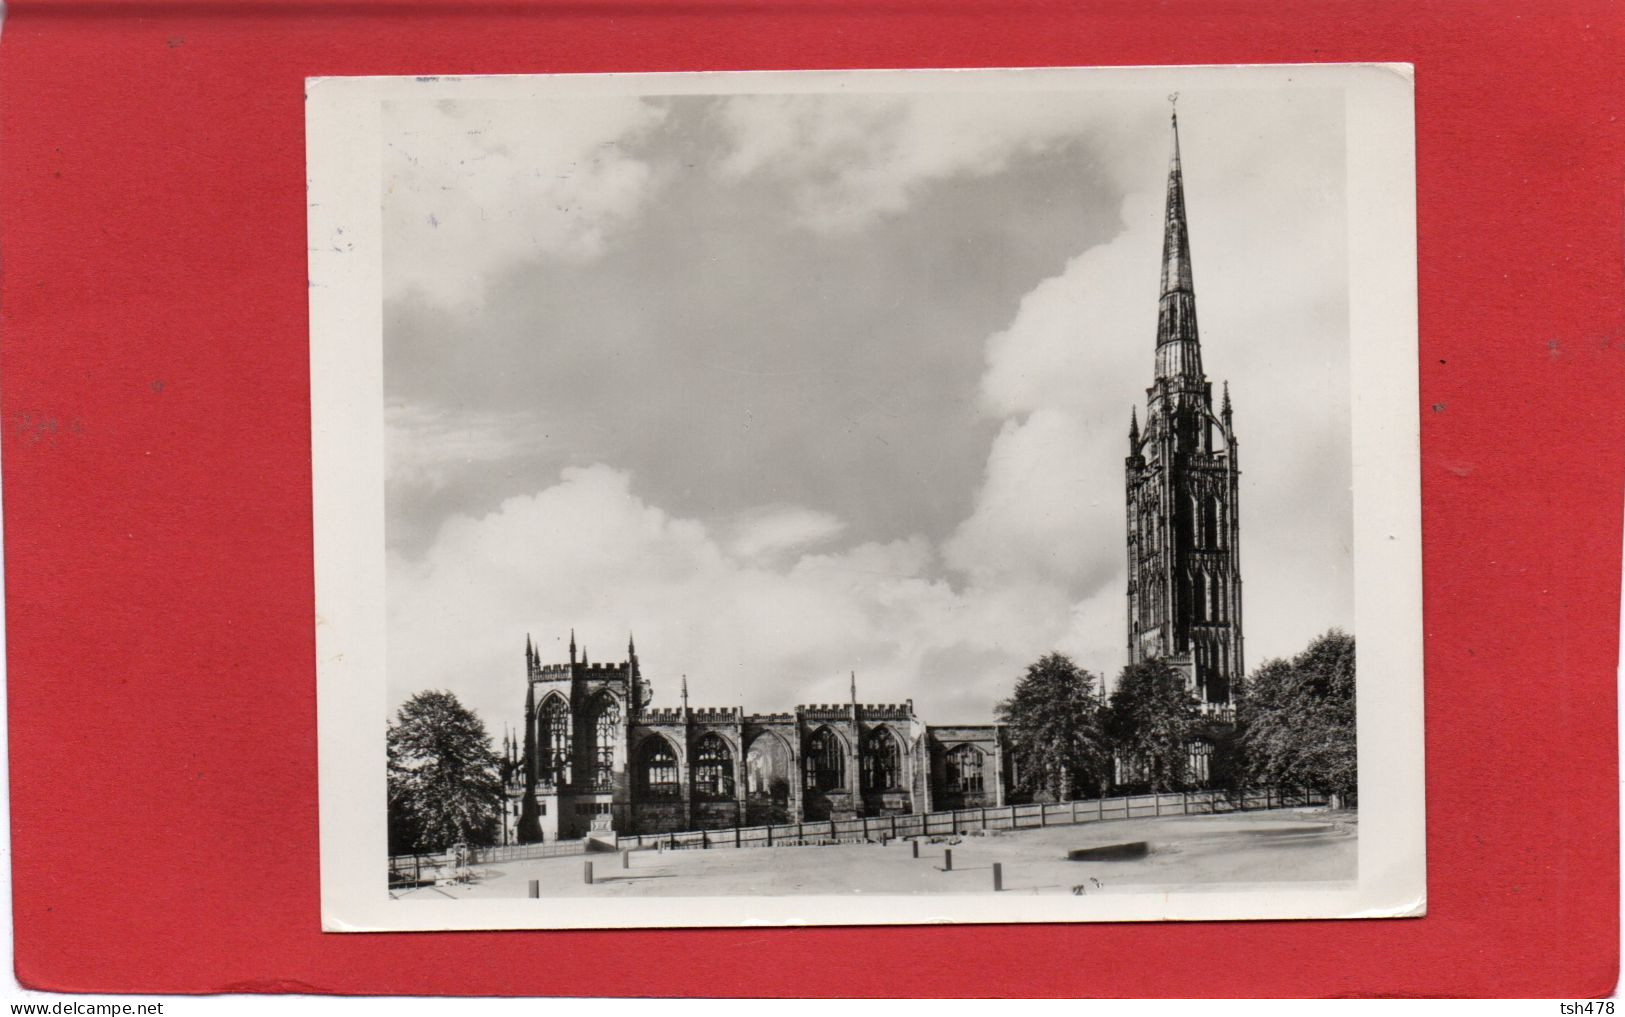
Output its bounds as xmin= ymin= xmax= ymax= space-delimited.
xmin=1239 ymin=629 xmax=1356 ymax=802
xmin=995 ymin=653 xmax=1108 ymax=801
xmin=387 ymin=690 xmax=504 ymax=854
xmin=1106 ymin=658 xmax=1202 ymax=792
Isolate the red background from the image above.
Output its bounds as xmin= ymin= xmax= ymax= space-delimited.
xmin=1 ymin=0 xmax=1619 ymax=997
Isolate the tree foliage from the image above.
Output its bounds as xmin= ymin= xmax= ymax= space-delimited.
xmin=387 ymin=690 xmax=504 ymax=854
xmin=995 ymin=653 xmax=1108 ymax=801
xmin=1238 ymin=629 xmax=1356 ymax=800
xmin=1106 ymin=658 xmax=1202 ymax=792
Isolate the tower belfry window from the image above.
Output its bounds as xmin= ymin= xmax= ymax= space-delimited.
xmin=1202 ymin=493 xmax=1220 ymax=549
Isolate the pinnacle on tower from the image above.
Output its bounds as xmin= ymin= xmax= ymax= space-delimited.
xmin=1129 ymin=406 xmax=1140 ymax=450
xmin=569 ymin=628 xmax=577 ymax=664
xmin=850 ymin=670 xmax=857 ymax=702
xmin=681 ymin=674 xmax=689 ymax=712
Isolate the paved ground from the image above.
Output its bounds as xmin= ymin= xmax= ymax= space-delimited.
xmin=400 ymin=807 xmax=1356 ymax=899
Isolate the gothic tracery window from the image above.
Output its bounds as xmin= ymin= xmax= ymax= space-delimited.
xmin=638 ymin=737 xmax=679 ymax=797
xmin=588 ymin=695 xmax=619 ymax=789
xmin=804 ymin=728 xmax=845 ymax=792
xmin=944 ymin=744 xmax=984 ymax=793
xmin=537 ymin=695 xmax=570 ymax=787
xmin=862 ymin=727 xmax=901 ymax=791
xmin=692 ymin=733 xmax=734 ymax=798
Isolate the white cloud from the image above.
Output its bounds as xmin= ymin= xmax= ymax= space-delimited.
xmin=388 ymin=465 xmax=1089 ymax=732
xmin=383 ymin=97 xmax=668 ymax=307
xmin=723 ymin=505 xmax=847 ymax=563
xmin=943 ymin=409 xmax=1112 ymax=588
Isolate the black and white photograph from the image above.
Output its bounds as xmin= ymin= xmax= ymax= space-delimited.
xmin=308 ymin=65 xmax=1424 ymax=930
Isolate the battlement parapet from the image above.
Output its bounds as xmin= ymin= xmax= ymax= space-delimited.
xmin=637 ymin=708 xmax=685 ymax=724
xmin=746 ymin=713 xmax=795 ymax=724
xmin=689 ymin=707 xmax=742 ymax=723
xmin=531 ymin=660 xmax=631 ymax=679
xmin=856 ymin=703 xmax=915 ymax=721
xmin=798 ymin=704 xmax=854 ymax=714
xmin=631 ymin=706 xmax=742 ymax=725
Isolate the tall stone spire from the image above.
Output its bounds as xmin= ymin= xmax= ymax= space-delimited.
xmin=1125 ymin=101 xmax=1244 ymax=723
xmin=1154 ymin=101 xmax=1204 ymax=386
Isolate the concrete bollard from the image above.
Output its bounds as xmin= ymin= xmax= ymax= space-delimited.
xmin=528 ymin=879 xmax=539 ymax=899
xmin=944 ymin=848 xmax=953 ymax=872
xmin=621 ymin=849 xmax=630 ymax=869
xmin=583 ymin=861 xmax=594 ymax=885
xmin=992 ymin=863 xmax=1003 ymax=892
xmin=911 ymin=840 xmax=920 ymax=859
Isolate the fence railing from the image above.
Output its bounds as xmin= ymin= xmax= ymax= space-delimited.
xmin=388 ymin=787 xmax=1326 ymax=884
xmin=616 ymin=786 xmax=1324 ymax=851
xmin=389 ymin=838 xmax=587 ymax=887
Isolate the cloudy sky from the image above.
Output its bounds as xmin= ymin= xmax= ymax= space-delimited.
xmin=382 ymin=79 xmax=1353 ymax=735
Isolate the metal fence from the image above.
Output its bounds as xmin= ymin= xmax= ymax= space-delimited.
xmin=388 ymin=838 xmax=586 ymax=888
xmin=388 ymin=786 xmax=1326 ymax=884
xmin=617 ymin=786 xmax=1325 ymax=851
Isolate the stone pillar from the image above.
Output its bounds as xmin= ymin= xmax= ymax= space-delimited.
xmin=991 ymin=734 xmax=1007 ymax=808
xmin=733 ymin=719 xmax=748 ymax=827
xmin=848 ymin=723 xmax=864 ymax=818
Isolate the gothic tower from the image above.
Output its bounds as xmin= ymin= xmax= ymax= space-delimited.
xmin=1125 ymin=106 xmax=1243 ymax=712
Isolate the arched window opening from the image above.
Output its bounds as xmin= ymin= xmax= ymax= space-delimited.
xmin=537 ymin=695 xmax=570 ymax=787
xmin=1192 ymin=571 xmax=1208 ymax=623
xmin=692 ymin=734 xmax=734 ymax=798
xmin=944 ymin=745 xmax=984 ymax=793
xmin=1202 ymin=493 xmax=1220 ymax=549
xmin=803 ymin=728 xmax=845 ymax=792
xmin=637 ymin=737 xmax=679 ymax=797
xmin=1188 ymin=740 xmax=1215 ymax=785
xmin=862 ymin=728 xmax=902 ymax=791
xmin=583 ymin=694 xmax=619 ymax=790
xmin=1210 ymin=572 xmax=1223 ymax=622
